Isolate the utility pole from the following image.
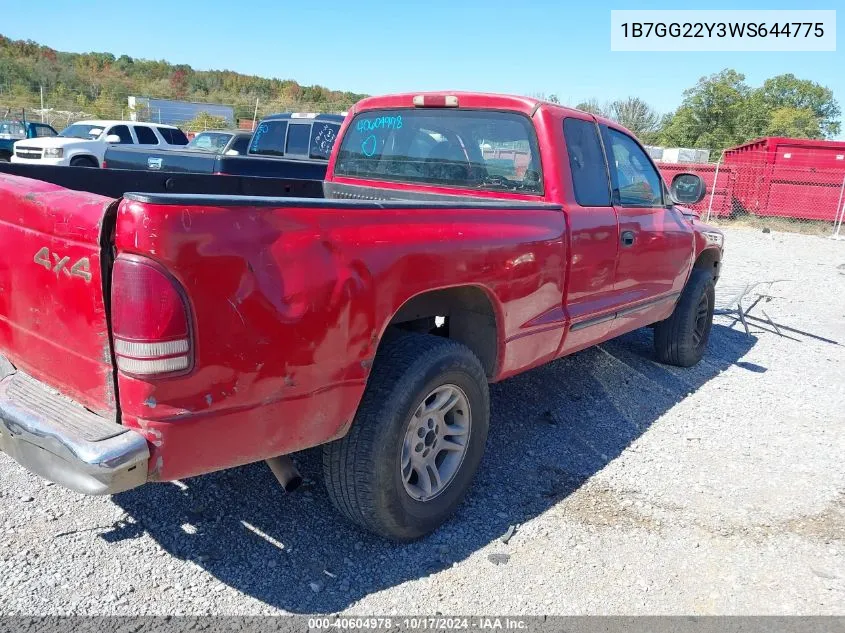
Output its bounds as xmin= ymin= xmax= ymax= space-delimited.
xmin=252 ymin=97 xmax=259 ymax=130
xmin=40 ymin=85 xmax=44 ymax=122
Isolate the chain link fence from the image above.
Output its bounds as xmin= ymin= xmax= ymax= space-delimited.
xmin=0 ymin=86 xmax=355 ymax=132
xmin=654 ymin=145 xmax=845 ymax=239
xmin=4 ymin=87 xmax=845 ymax=239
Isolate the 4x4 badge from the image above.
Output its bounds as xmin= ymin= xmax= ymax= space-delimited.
xmin=33 ymin=247 xmax=92 ymax=283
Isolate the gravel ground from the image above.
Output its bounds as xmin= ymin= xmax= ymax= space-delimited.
xmin=1 ymin=227 xmax=843 ymax=615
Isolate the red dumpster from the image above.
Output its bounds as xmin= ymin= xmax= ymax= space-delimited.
xmin=723 ymin=137 xmax=845 ymax=222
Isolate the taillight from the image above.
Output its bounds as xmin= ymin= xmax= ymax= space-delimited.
xmin=111 ymin=256 xmax=192 ymax=376
xmin=101 ymin=160 xmax=107 ymax=169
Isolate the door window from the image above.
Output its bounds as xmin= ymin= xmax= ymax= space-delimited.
xmin=159 ymin=127 xmax=190 ymax=145
xmin=108 ymin=125 xmax=134 ymax=144
xmin=606 ymin=128 xmax=663 ymax=206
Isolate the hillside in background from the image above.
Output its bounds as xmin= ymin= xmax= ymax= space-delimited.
xmin=1 ymin=35 xmax=840 ymax=151
xmin=0 ymin=34 xmax=367 ymax=125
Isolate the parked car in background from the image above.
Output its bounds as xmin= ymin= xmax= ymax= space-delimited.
xmin=0 ymin=120 xmax=57 ymax=162
xmin=104 ymin=113 xmax=343 ymax=180
xmin=102 ymin=130 xmax=252 ymax=173
xmin=11 ymin=120 xmax=189 ymax=167
xmin=186 ymin=130 xmax=252 ymax=154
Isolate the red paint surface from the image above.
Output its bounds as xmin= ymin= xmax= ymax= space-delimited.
xmin=0 ymin=93 xmax=721 ymax=482
xmin=0 ymin=174 xmax=117 ymax=416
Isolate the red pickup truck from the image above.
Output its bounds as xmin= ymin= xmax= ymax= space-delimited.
xmin=0 ymin=92 xmax=723 ymax=541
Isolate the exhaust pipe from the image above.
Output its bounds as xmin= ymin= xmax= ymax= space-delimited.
xmin=265 ymin=455 xmax=302 ymax=493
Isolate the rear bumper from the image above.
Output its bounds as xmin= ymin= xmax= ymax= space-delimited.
xmin=0 ymin=366 xmax=149 ymax=495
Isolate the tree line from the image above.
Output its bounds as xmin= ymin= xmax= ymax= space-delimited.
xmin=546 ymin=69 xmax=840 ymax=154
xmin=1 ymin=34 xmax=840 ymax=153
xmin=0 ymin=35 xmax=366 ymax=120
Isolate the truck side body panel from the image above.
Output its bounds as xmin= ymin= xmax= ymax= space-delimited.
xmin=113 ymin=196 xmax=566 ymax=480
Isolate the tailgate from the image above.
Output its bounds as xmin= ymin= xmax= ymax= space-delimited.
xmin=0 ymin=173 xmax=118 ymax=417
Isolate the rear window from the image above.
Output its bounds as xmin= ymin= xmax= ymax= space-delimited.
xmin=334 ymin=109 xmax=543 ymax=194
xmin=285 ymin=124 xmax=311 ymax=155
xmin=310 ymin=122 xmax=341 ymax=160
xmin=249 ymin=120 xmax=288 ymax=157
xmin=230 ymin=135 xmax=250 ymax=154
xmin=159 ymin=127 xmax=189 ymax=145
xmin=188 ymin=132 xmax=233 ymax=153
xmin=0 ymin=121 xmax=25 ymax=139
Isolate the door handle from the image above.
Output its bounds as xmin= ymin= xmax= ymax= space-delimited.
xmin=621 ymin=230 xmax=636 ymax=247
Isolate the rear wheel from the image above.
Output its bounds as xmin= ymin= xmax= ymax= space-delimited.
xmin=323 ymin=332 xmax=489 ymax=541
xmin=70 ymin=156 xmax=98 ymax=168
xmin=654 ymin=268 xmax=715 ymax=367
xmin=0 ymin=151 xmax=10 ymax=163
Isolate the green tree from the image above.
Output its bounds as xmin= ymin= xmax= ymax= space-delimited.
xmin=607 ymin=97 xmax=660 ymax=142
xmin=185 ymin=111 xmax=228 ymax=132
xmin=574 ymin=99 xmax=606 ymax=116
xmin=765 ymin=106 xmax=822 ymax=138
xmin=658 ymin=69 xmax=751 ymax=152
xmin=755 ymin=74 xmax=840 ymax=138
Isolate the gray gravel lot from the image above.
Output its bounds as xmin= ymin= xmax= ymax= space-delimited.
xmin=1 ymin=227 xmax=843 ymax=615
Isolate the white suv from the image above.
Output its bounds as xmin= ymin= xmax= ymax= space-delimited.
xmin=11 ymin=120 xmax=189 ymax=167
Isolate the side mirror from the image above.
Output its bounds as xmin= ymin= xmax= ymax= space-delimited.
xmin=670 ymin=173 xmax=706 ymax=205
xmin=105 ymin=134 xmax=122 ymax=144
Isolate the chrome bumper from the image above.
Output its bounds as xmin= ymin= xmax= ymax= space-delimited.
xmin=0 ymin=367 xmax=148 ymax=495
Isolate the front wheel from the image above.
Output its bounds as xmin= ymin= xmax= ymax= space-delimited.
xmin=70 ymin=156 xmax=98 ymax=168
xmin=653 ymin=268 xmax=715 ymax=367
xmin=323 ymin=332 xmax=489 ymax=541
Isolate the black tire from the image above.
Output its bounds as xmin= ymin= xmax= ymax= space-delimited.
xmin=70 ymin=156 xmax=98 ymax=168
xmin=0 ymin=151 xmax=10 ymax=163
xmin=654 ymin=268 xmax=715 ymax=367
xmin=323 ymin=332 xmax=489 ymax=541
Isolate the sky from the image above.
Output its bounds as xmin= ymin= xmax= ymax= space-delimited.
xmin=1 ymin=0 xmax=841 ymax=121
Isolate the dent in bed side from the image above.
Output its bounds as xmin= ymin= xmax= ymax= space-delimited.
xmin=113 ymin=198 xmax=566 ymax=481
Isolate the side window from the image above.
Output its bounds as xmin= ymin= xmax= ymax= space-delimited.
xmin=563 ymin=118 xmax=610 ymax=206
xmin=606 ymin=128 xmax=663 ymax=207
xmin=160 ymin=127 xmax=189 ymax=145
xmin=108 ymin=125 xmax=134 ymax=144
xmin=134 ymin=125 xmax=159 ymax=145
xmin=249 ymin=120 xmax=288 ymax=156
xmin=0 ymin=121 xmax=26 ymax=138
xmin=36 ymin=125 xmax=57 ymax=137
